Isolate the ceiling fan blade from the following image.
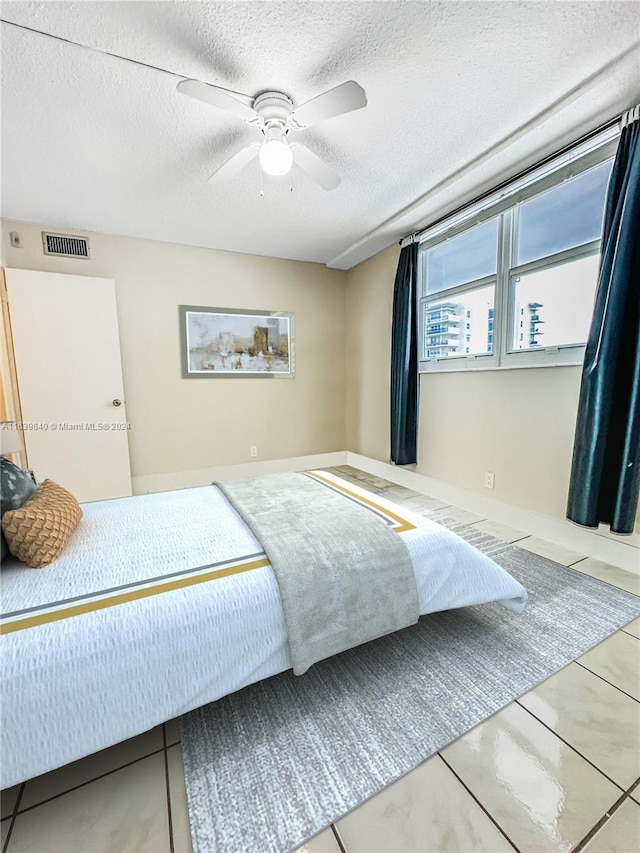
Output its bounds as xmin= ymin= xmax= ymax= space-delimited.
xmin=177 ymin=79 xmax=259 ymax=123
xmin=292 ymin=144 xmax=341 ymax=190
xmin=289 ymin=81 xmax=367 ymax=129
xmin=209 ymin=144 xmax=261 ymax=182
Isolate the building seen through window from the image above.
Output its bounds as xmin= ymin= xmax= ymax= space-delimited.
xmin=418 ymin=137 xmax=614 ymax=371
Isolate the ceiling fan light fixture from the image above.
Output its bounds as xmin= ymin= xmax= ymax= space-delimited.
xmin=259 ymin=138 xmax=293 ymax=176
xmin=259 ymin=124 xmax=293 ymax=176
xmin=178 ymin=79 xmax=365 ymax=189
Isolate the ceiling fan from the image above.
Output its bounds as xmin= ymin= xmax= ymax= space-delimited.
xmin=176 ymin=79 xmax=367 ymax=190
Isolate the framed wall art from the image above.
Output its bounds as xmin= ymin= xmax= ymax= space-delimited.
xmin=179 ymin=305 xmax=295 ymax=378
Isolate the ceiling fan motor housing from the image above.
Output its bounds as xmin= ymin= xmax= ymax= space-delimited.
xmin=253 ymin=91 xmax=294 ymax=132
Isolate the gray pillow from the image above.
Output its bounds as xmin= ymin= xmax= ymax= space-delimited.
xmin=1 ymin=457 xmax=37 ymax=561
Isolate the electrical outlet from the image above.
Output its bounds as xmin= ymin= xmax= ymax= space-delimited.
xmin=250 ymin=446 xmax=258 ymax=458
xmin=9 ymin=232 xmax=23 ymax=248
xmin=484 ymin=471 xmax=495 ymax=490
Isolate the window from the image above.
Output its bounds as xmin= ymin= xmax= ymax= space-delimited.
xmin=516 ymin=161 xmax=611 ymax=265
xmin=423 ymin=218 xmax=498 ymax=293
xmin=510 ymin=255 xmax=600 ymax=351
xmin=422 ymin=286 xmax=495 ymax=359
xmin=418 ymin=130 xmax=617 ymax=372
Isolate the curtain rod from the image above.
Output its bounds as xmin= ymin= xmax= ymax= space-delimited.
xmin=621 ymin=103 xmax=640 ymax=129
xmin=400 ymin=105 xmax=632 ymax=249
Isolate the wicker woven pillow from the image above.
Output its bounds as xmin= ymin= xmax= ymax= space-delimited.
xmin=2 ymin=480 xmax=83 ymax=568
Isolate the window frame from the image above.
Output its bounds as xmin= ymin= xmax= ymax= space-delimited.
xmin=417 ymin=135 xmax=618 ymax=373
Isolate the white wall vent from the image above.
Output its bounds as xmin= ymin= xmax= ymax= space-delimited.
xmin=42 ymin=232 xmax=90 ymax=259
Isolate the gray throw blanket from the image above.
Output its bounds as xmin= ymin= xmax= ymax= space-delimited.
xmin=217 ymin=472 xmax=419 ymax=675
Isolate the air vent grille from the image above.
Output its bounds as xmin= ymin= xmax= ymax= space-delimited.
xmin=42 ymin=232 xmax=90 ymax=258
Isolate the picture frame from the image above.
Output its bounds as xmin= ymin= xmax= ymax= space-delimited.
xmin=179 ymin=305 xmax=295 ymax=378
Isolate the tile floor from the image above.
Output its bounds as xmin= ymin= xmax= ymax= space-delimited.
xmin=2 ymin=466 xmax=639 ymax=853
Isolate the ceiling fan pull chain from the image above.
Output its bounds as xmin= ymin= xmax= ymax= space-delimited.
xmin=289 ymin=170 xmax=294 ymax=192
xmin=259 ymin=166 xmax=264 ymax=198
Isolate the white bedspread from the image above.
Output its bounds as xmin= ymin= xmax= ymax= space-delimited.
xmin=0 ymin=472 xmax=526 ymax=787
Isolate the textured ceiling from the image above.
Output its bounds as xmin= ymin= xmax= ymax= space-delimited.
xmin=1 ymin=1 xmax=639 ymax=268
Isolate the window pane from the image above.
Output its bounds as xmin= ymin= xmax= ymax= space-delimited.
xmin=424 ymin=218 xmax=498 ymax=293
xmin=511 ymin=254 xmax=599 ymax=351
xmin=423 ymin=286 xmax=495 ymax=359
xmin=516 ymin=160 xmax=612 ymax=265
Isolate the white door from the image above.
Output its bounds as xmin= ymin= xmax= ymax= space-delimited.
xmin=5 ymin=269 xmax=132 ymax=502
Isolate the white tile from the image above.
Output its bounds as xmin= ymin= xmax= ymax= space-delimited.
xmin=2 ymin=818 xmax=11 ymax=848
xmin=442 ymin=703 xmax=620 ymax=853
xmin=332 ymin=467 xmax=362 ymax=479
xmin=335 ymin=754 xmax=515 ymax=852
xmin=353 ymin=482 xmax=383 ymax=494
xmin=167 ymin=746 xmax=191 ymax=853
xmin=346 ymin=469 xmax=376 ymax=481
xmin=294 ymin=826 xmax=342 ymax=853
xmin=516 ymin=536 xmax=585 ymax=566
xmin=319 ymin=468 xmax=350 ymax=478
xmin=518 ymin=662 xmax=640 ymax=788
xmin=581 ymin=798 xmax=640 ymax=852
xmin=622 ymin=617 xmax=640 ymax=639
xmin=21 ymin=727 xmax=164 ymax=810
xmin=471 ymin=520 xmax=528 ymax=543
xmin=397 ymin=494 xmax=450 ymax=512
xmin=335 ymin=475 xmax=365 ymax=487
xmin=439 ymin=506 xmax=485 ymax=525
xmin=1 ymin=786 xmax=21 ymax=820
xmin=380 ymin=485 xmax=422 ymax=500
xmin=578 ymin=631 xmax=640 ymax=701
xmin=360 ymin=476 xmax=397 ymax=489
xmin=570 ymin=559 xmax=640 ymax=597
xmin=164 ymin=718 xmax=181 ymax=746
xmin=8 ymin=752 xmax=170 ymax=852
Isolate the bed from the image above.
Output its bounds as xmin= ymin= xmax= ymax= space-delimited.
xmin=0 ymin=471 xmax=526 ymax=788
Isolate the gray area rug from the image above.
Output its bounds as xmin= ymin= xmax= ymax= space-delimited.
xmin=180 ymin=515 xmax=640 ymax=853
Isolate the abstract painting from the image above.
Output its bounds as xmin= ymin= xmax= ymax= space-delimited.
xmin=180 ymin=306 xmax=294 ymax=378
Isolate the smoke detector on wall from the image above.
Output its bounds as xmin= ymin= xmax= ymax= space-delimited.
xmin=176 ymin=79 xmax=367 ymax=191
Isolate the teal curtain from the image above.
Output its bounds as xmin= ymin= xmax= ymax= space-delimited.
xmin=390 ymin=243 xmax=419 ymax=465
xmin=567 ymin=116 xmax=640 ymax=533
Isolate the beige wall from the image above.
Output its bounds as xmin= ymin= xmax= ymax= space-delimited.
xmin=417 ymin=368 xmax=582 ymax=519
xmin=345 ymin=244 xmax=398 ymax=459
xmin=1 ymin=221 xmax=347 ymax=482
xmin=345 ymin=243 xmax=588 ymax=521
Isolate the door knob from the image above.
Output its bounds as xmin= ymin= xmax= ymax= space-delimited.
xmin=112 ymin=399 xmax=122 ymax=407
